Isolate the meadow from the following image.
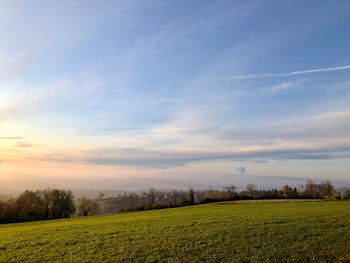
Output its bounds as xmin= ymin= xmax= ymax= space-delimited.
xmin=0 ymin=200 xmax=349 ymax=262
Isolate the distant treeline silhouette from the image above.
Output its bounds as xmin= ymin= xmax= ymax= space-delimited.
xmin=102 ymin=180 xmax=346 ymax=213
xmin=1 ymin=180 xmax=349 ymax=224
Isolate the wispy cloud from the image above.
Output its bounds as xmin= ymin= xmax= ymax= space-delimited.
xmin=0 ymin=136 xmax=24 ymax=140
xmin=265 ymin=82 xmax=293 ymax=92
xmin=219 ymin=111 xmax=350 ymax=141
xmin=31 ymin=144 xmax=350 ymax=169
xmin=15 ymin=142 xmax=33 ymax=147
xmin=225 ymin=65 xmax=350 ymax=80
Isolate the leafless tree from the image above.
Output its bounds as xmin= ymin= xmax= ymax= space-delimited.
xmin=246 ymin=184 xmax=257 ymax=198
xmin=78 ymin=197 xmax=100 ymax=216
xmin=148 ymin=188 xmax=157 ymax=206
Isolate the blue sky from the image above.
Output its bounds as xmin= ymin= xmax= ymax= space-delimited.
xmin=1 ymin=0 xmax=350 ymax=188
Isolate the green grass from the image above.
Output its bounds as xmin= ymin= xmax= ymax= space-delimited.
xmin=0 ymin=200 xmax=349 ymax=263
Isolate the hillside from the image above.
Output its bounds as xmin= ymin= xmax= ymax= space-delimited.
xmin=0 ymin=200 xmax=349 ymax=262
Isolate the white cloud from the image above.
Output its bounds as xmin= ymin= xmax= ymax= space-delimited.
xmin=219 ymin=111 xmax=350 ymax=141
xmin=266 ymin=82 xmax=293 ymax=92
xmin=225 ymin=65 xmax=350 ymax=80
xmin=22 ymin=110 xmax=350 ymax=169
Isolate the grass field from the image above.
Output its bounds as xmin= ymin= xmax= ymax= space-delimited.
xmin=0 ymin=200 xmax=349 ymax=262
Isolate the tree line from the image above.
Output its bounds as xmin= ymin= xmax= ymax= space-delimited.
xmin=1 ymin=180 xmax=348 ymax=224
xmin=0 ymin=189 xmax=75 ymax=224
xmin=102 ymin=180 xmax=346 ymax=213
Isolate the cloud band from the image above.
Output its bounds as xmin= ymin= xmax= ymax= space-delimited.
xmin=225 ymin=65 xmax=350 ymax=80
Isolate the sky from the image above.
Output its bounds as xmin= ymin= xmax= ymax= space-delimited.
xmin=1 ymin=0 xmax=350 ymax=190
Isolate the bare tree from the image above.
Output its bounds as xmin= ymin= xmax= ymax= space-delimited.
xmin=246 ymin=184 xmax=257 ymax=198
xmin=320 ymin=180 xmax=335 ymax=199
xmin=129 ymin=192 xmax=139 ymax=209
xmin=223 ymin=185 xmax=237 ymax=200
xmin=304 ymin=180 xmax=317 ymax=198
xmin=78 ymin=197 xmax=100 ymax=216
xmin=148 ymin=188 xmax=157 ymax=206
xmin=188 ymin=188 xmax=194 ymax=205
xmin=171 ymin=190 xmax=179 ymax=206
xmin=282 ymin=185 xmax=292 ymax=198
xmin=98 ymin=192 xmax=105 ymax=199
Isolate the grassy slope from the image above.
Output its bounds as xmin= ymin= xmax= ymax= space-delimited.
xmin=0 ymin=201 xmax=349 ymax=263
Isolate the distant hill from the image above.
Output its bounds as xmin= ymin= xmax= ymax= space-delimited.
xmin=336 ymin=187 xmax=350 ymax=194
xmin=68 ymin=188 xmax=125 ymax=199
xmin=1 ymin=175 xmax=349 ymax=199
